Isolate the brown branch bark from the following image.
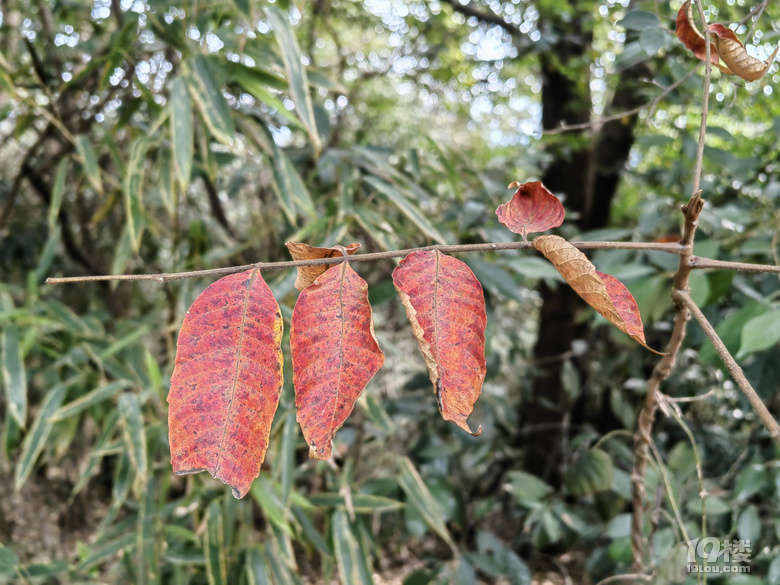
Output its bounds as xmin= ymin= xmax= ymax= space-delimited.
xmin=675 ymin=290 xmax=780 ymax=445
xmin=45 ymin=240 xmax=688 ymax=284
xmin=630 ymin=193 xmax=704 ymax=570
xmin=690 ymin=256 xmax=780 ymax=273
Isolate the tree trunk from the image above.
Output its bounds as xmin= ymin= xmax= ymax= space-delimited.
xmin=520 ymin=23 xmax=649 ymax=484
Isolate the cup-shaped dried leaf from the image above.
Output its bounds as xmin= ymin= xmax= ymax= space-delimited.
xmin=291 ymin=262 xmax=384 ymax=460
xmin=286 ymin=241 xmax=361 ymax=291
xmin=532 ymin=235 xmax=662 ymax=354
xmin=709 ymin=23 xmax=779 ymax=81
xmin=675 ymin=1 xmax=732 ymax=73
xmin=496 ymin=181 xmax=565 ymax=241
xmin=168 ymin=268 xmax=284 ymax=499
xmin=393 ymin=250 xmax=486 ymax=435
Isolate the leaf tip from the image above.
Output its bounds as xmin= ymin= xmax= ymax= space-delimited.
xmin=308 ymin=442 xmax=332 ymax=460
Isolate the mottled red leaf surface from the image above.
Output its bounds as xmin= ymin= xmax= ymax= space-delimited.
xmin=495 ymin=181 xmax=565 ymax=241
xmin=596 ymin=271 xmax=658 ymax=352
xmin=168 ymin=268 xmax=283 ymax=499
xmin=286 ymin=241 xmax=361 ymax=291
xmin=392 ymin=250 xmax=486 ymax=435
xmin=291 ymin=257 xmax=384 ymax=460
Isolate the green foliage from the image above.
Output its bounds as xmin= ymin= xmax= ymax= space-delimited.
xmin=2 ymin=0 xmax=780 ymax=582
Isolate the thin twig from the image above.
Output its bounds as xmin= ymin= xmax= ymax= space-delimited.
xmin=594 ymin=574 xmax=653 ymax=585
xmin=545 ymin=66 xmax=700 ymax=135
xmin=631 ymin=193 xmax=704 ymax=570
xmin=740 ymin=0 xmax=770 ymax=39
xmin=690 ymin=256 xmax=780 ymax=273
xmin=45 ymin=240 xmax=688 ymax=284
xmin=631 ymin=0 xmax=713 ymax=570
xmin=675 ymin=290 xmax=780 ymax=446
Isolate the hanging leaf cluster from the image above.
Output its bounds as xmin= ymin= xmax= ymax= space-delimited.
xmin=675 ymin=0 xmax=779 ymax=81
xmin=167 ymin=182 xmax=658 ymax=498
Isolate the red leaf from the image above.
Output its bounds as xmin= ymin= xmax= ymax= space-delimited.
xmin=392 ymin=250 xmax=486 ymax=435
xmin=168 ymin=268 xmax=284 ymax=499
xmin=595 ymin=271 xmax=657 ymax=351
xmin=291 ymin=260 xmax=384 ymax=460
xmin=496 ymin=181 xmax=565 ymax=240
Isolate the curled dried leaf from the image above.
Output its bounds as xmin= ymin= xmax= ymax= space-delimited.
xmin=709 ymin=23 xmax=779 ymax=81
xmin=675 ymin=0 xmax=726 ymax=70
xmin=285 ymin=241 xmax=361 ymax=291
xmin=496 ymin=181 xmax=565 ymax=241
xmin=532 ymin=235 xmax=663 ymax=354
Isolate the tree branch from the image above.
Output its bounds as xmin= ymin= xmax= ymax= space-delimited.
xmin=690 ymin=256 xmax=780 ymax=273
xmin=46 ymin=240 xmax=688 ymax=284
xmin=631 ymin=0 xmax=712 ymax=570
xmin=545 ymin=65 xmax=701 ymax=135
xmin=675 ymin=290 xmax=780 ymax=445
xmin=440 ymin=0 xmax=522 ymax=38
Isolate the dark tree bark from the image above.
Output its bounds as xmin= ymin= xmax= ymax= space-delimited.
xmin=439 ymin=0 xmax=650 ymax=484
xmin=525 ymin=56 xmax=650 ymax=485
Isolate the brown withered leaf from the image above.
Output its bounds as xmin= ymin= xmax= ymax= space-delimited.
xmin=532 ymin=235 xmax=663 ymax=354
xmin=675 ymin=1 xmax=729 ymax=72
xmin=286 ymin=241 xmax=361 ymax=291
xmin=709 ymin=23 xmax=779 ymax=82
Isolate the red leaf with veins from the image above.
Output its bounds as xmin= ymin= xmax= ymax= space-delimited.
xmin=496 ymin=181 xmax=565 ymax=241
xmin=291 ymin=255 xmax=384 ymax=460
xmin=595 ymin=271 xmax=654 ymax=350
xmin=168 ymin=268 xmax=284 ymax=499
xmin=675 ymin=1 xmax=726 ymax=70
xmin=392 ymin=250 xmax=486 ymax=435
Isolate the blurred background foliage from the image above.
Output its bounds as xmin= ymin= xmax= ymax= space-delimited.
xmin=1 ymin=0 xmax=779 ymax=582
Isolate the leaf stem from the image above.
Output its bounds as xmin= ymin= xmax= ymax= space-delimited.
xmin=45 ymin=240 xmax=688 ymax=284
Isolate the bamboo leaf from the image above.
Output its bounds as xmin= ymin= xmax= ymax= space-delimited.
xmin=170 ymin=76 xmax=193 ymax=192
xmin=245 ymin=546 xmax=273 ymax=585
xmin=205 ymin=501 xmax=227 ymax=585
xmin=266 ymin=7 xmax=321 ymax=153
xmin=123 ymin=136 xmax=149 ymax=251
xmin=118 ymin=392 xmax=147 ymax=478
xmin=398 ymin=457 xmax=455 ymax=550
xmin=47 ymin=158 xmax=68 ymax=231
xmin=15 ymin=382 xmax=67 ymax=490
xmin=363 ymin=176 xmax=447 ymax=244
xmin=281 ymin=409 xmax=297 ymax=506
xmin=332 ymin=510 xmax=372 ymax=585
xmin=49 ymin=380 xmax=133 ymax=422
xmin=75 ymin=135 xmax=103 ymax=194
xmin=2 ymin=325 xmax=27 ymax=428
xmin=184 ymin=55 xmax=235 ymax=146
